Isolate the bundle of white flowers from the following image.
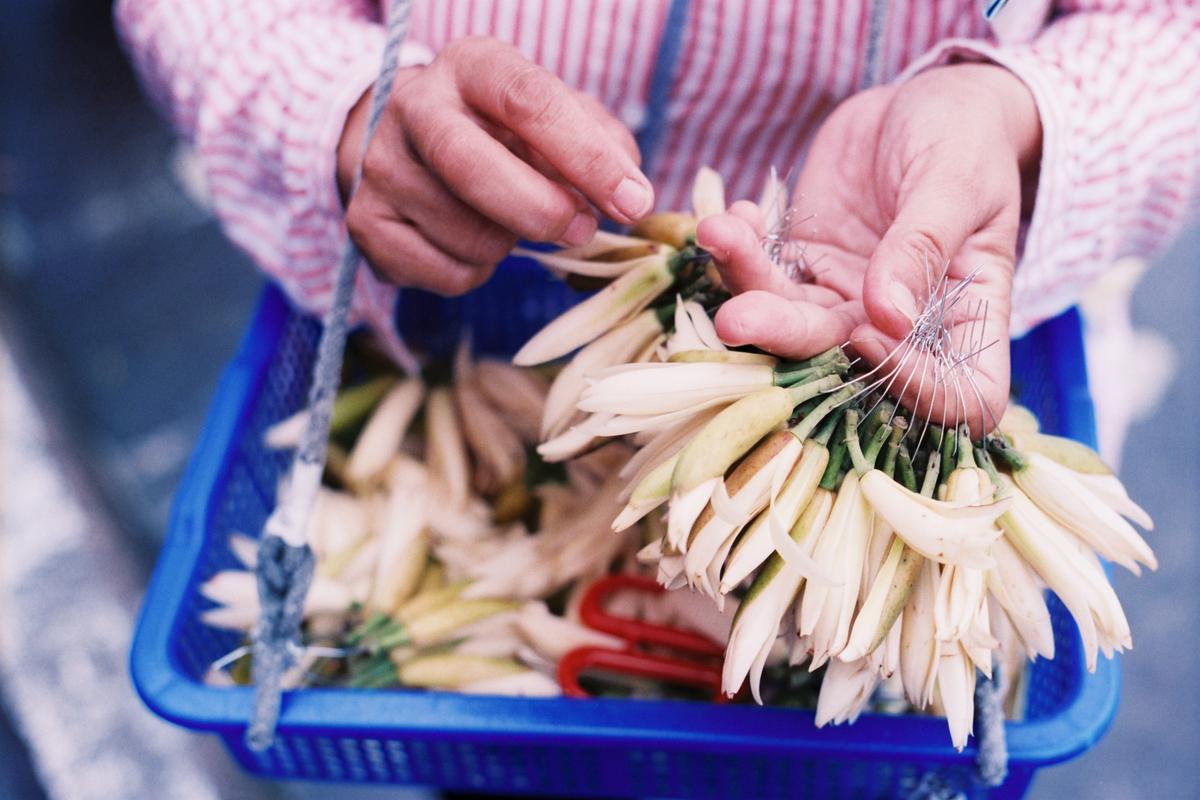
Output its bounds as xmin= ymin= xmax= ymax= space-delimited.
xmin=200 ymin=340 xmax=653 ymax=697
xmin=514 ymin=167 xmax=1156 ymax=750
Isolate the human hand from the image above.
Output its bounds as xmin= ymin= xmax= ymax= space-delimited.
xmin=338 ymin=37 xmax=653 ymax=294
xmin=698 ymin=64 xmax=1042 ymax=435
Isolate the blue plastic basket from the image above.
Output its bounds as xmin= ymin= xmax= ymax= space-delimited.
xmin=131 ymin=257 xmax=1120 ymax=799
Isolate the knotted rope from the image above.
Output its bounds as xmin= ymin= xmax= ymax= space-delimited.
xmin=247 ymin=0 xmax=413 ymax=752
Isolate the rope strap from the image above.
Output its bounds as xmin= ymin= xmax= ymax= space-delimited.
xmin=247 ymin=0 xmax=413 ymax=752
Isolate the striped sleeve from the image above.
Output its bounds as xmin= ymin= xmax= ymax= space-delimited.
xmin=902 ymin=1 xmax=1200 ymax=335
xmin=114 ymin=0 xmax=432 ymax=367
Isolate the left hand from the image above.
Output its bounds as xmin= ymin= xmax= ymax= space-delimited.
xmin=698 ymin=64 xmax=1042 ymax=436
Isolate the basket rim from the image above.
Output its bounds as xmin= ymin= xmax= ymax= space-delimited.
xmin=130 ymin=284 xmax=1121 ymax=770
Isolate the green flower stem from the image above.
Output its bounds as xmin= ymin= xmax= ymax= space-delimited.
xmin=346 ymin=611 xmax=391 ymax=646
xmin=897 ymin=444 xmax=918 ymax=492
xmin=348 ymin=657 xmax=398 ymax=689
xmin=920 ymin=450 xmax=942 ymax=497
xmin=819 ymin=417 xmax=849 ymax=490
xmin=812 ymin=407 xmax=844 ymax=447
xmin=956 ymin=426 xmax=976 ymax=470
xmin=881 ymin=418 xmax=907 ymax=478
xmin=774 ymin=357 xmax=849 ymax=388
xmin=784 ymin=375 xmax=843 ymax=408
xmin=938 ymin=425 xmax=956 ymax=487
xmin=845 ymin=410 xmax=892 ymax=474
xmin=789 ymin=383 xmax=861 ymax=442
xmin=653 ymin=303 xmax=677 ymax=326
xmin=986 ymin=436 xmax=1028 ymax=471
xmin=977 ymin=448 xmax=1011 ymax=498
xmin=862 ymin=421 xmax=893 ymax=468
xmin=331 ymin=377 xmax=397 ymax=435
xmin=777 ymin=346 xmax=847 ymax=373
xmin=374 ymin=622 xmax=411 ymax=652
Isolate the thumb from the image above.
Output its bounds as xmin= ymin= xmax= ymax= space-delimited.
xmin=863 ymin=176 xmax=983 ymax=339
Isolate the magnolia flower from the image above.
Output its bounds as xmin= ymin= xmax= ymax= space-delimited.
xmin=996 ymin=474 xmax=1131 ymax=671
xmin=474 ymin=360 xmax=548 ymax=444
xmin=1009 ymin=450 xmax=1156 ymax=574
xmin=513 ymin=232 xmax=669 ymax=278
xmin=455 ymin=344 xmax=525 ymax=491
xmin=309 ymin=486 xmax=370 ymax=563
xmin=1004 ymin=430 xmax=1153 ymax=530
xmin=1073 ymin=472 xmax=1155 ymax=531
xmin=541 ymin=310 xmax=663 ymax=439
xmin=425 ymin=387 xmax=470 ymax=509
xmin=404 ymin=598 xmax=522 ymax=647
xmin=619 ymin=406 xmax=723 ymax=495
xmin=798 ymin=471 xmax=873 ymax=668
xmin=263 ymin=375 xmax=397 ymax=450
xmin=513 ymin=251 xmax=675 ymax=366
xmin=722 ymin=506 xmax=822 ymax=701
xmin=369 ymin=460 xmax=429 ymax=613
xmin=664 ymin=299 xmax=724 ymax=358
xmin=199 ymin=570 xmax=352 ymax=630
xmin=935 ymin=642 xmax=977 ymax=751
xmin=226 ymin=532 xmax=258 ymax=569
xmin=514 ymin=602 xmax=624 ymax=662
xmin=683 ymin=432 xmax=803 ymax=597
xmin=900 ymin=558 xmax=941 ymax=708
xmin=671 ymin=385 xmax=808 ymax=495
xmin=344 ymin=377 xmax=425 ymax=486
xmin=815 ymin=656 xmax=880 ymax=728
xmin=395 ymin=653 xmax=528 ymax=689
xmin=997 ymin=403 xmax=1040 ymax=435
xmin=859 ymin=469 xmax=1005 ymax=569
xmin=841 ymin=534 xmax=905 ymax=663
xmin=538 ymin=359 xmax=774 ymax=461
xmin=457 ymin=670 xmax=562 ymax=697
xmin=933 ymin=466 xmax=994 ymax=642
xmin=691 ymin=165 xmax=726 ymax=220
xmin=986 ymin=537 xmax=1054 ymax=660
xmin=580 ymin=361 xmax=776 ymax=417
xmin=720 ymin=440 xmax=830 ymax=593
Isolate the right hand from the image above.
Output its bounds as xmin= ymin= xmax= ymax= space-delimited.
xmin=338 ymin=37 xmax=654 ymax=295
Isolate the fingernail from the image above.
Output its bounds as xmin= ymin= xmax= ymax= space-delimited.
xmin=561 ymin=212 xmax=596 ymax=246
xmin=611 ymin=177 xmax=652 ymax=220
xmin=889 ymin=284 xmax=920 ymax=324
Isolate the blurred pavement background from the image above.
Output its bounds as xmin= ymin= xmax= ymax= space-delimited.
xmin=1 ymin=2 xmax=1196 ymax=798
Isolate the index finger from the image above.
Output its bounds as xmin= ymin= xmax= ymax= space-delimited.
xmin=454 ymin=41 xmax=654 ymax=224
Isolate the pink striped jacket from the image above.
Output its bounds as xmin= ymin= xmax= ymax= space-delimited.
xmin=115 ymin=0 xmax=1200 ymax=352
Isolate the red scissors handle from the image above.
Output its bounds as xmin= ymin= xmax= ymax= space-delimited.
xmin=579 ymin=574 xmax=726 ymax=657
xmin=558 ymin=646 xmax=728 ymax=702
xmin=559 ymin=574 xmax=730 ymax=701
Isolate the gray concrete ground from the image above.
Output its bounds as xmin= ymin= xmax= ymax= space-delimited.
xmin=1 ymin=2 xmax=1197 ymax=798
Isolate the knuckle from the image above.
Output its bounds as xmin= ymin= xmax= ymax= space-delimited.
xmin=898 ymin=226 xmax=954 ymax=269
xmin=473 ymin=229 xmax=518 ymax=265
xmin=359 ymin=147 xmax=390 ymax=187
xmin=345 ymin=201 xmax=375 ymax=251
xmin=497 ymin=65 xmax=559 ymax=127
xmin=439 ymin=263 xmax=493 ymax=296
xmin=573 ymin=144 xmax=619 ymax=190
xmin=523 ymin=202 xmax=575 ymax=241
xmin=422 ymin=122 xmax=472 ymax=177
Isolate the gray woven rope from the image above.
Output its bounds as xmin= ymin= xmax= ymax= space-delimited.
xmin=247 ymin=0 xmax=413 ymax=752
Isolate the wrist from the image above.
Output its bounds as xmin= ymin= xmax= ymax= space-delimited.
xmin=969 ymin=64 xmax=1042 ymax=176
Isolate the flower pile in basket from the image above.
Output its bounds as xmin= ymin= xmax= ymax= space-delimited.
xmin=201 ymin=167 xmax=1155 ymax=752
xmin=511 ymin=167 xmax=1156 ymax=749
